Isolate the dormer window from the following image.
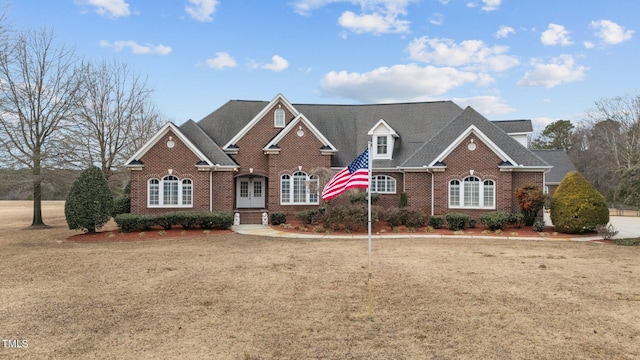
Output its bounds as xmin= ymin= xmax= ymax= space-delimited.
xmin=368 ymin=119 xmax=398 ymax=160
xmin=274 ymin=109 xmax=285 ymax=128
xmin=376 ymin=136 xmax=388 ymax=155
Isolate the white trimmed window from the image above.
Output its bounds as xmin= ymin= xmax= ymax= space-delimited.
xmin=368 ymin=119 xmax=397 ymax=160
xmin=371 ymin=175 xmax=396 ymax=194
xmin=274 ymin=109 xmax=285 ymax=128
xmin=147 ymin=176 xmax=193 ymax=207
xmin=280 ymin=172 xmax=319 ymax=204
xmin=449 ymin=176 xmax=495 ymax=209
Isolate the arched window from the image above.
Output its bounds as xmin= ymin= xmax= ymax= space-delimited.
xmin=371 ymin=175 xmax=396 ymax=193
xmin=147 ymin=176 xmax=193 ymax=207
xmin=280 ymin=172 xmax=319 ymax=205
xmin=163 ymin=175 xmax=179 ymax=205
xmin=448 ymin=176 xmax=495 ymax=209
xmin=274 ymin=109 xmax=285 ymax=128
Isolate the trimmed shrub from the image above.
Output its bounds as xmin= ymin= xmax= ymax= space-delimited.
xmin=114 ymin=213 xmax=139 ymax=233
xmin=155 ymin=213 xmax=177 ymax=230
xmin=114 ymin=213 xmax=154 ymax=233
xmin=515 ymin=183 xmax=546 ymax=226
xmin=405 ymin=211 xmax=425 ymax=229
xmin=270 ymin=212 xmax=286 ymax=226
xmin=323 ymin=205 xmax=369 ymax=233
xmin=479 ymin=211 xmax=510 ymax=231
xmin=65 ymin=166 xmax=114 ymax=233
xmin=507 ymin=212 xmax=524 ymax=229
xmin=399 ymin=192 xmax=409 ymax=208
xmin=111 ymin=196 xmax=131 ymax=218
xmin=176 ymin=211 xmax=199 ymax=230
xmin=349 ymin=190 xmax=379 ymax=205
xmin=114 ymin=212 xmax=234 ymax=233
xmin=550 ymin=171 xmax=609 ymax=234
xmin=386 ymin=208 xmax=405 ymax=228
xmin=445 ymin=212 xmax=469 ymax=231
xmin=468 ymin=219 xmax=476 ymax=228
xmin=111 ymin=181 xmax=131 ymax=217
xmin=295 ymin=209 xmax=322 ymax=225
xmin=429 ymin=216 xmax=443 ymax=229
xmin=201 ymin=212 xmax=233 ymax=230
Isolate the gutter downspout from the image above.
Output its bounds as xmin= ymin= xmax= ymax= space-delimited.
xmin=209 ymin=169 xmax=213 ymax=212
xmin=430 ymin=170 xmax=434 ymax=217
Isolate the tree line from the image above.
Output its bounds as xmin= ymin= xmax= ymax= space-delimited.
xmin=0 ymin=16 xmax=163 ymax=226
xmin=531 ymin=93 xmax=640 ymax=208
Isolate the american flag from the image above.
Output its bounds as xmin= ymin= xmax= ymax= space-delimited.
xmin=322 ymin=148 xmax=369 ymax=201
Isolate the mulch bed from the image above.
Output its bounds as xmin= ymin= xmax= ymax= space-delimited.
xmin=272 ymin=219 xmax=599 ymax=240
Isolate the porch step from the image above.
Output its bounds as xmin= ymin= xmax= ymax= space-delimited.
xmin=234 ymin=210 xmax=268 ymax=225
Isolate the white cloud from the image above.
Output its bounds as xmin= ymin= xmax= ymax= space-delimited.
xmin=495 ymin=25 xmax=514 ymax=39
xmin=583 ymin=41 xmax=595 ymax=49
xmin=429 ymin=13 xmax=444 ymax=26
xmin=540 ymin=24 xmax=573 ymax=46
xmin=75 ymin=0 xmax=130 ymax=18
xmin=517 ymin=55 xmax=587 ymax=88
xmin=453 ymin=95 xmax=514 ymax=115
xmin=320 ymin=63 xmax=486 ymax=102
xmin=407 ymin=36 xmax=519 ymax=72
xmin=481 ymin=0 xmax=501 ymax=11
xmin=185 ymin=0 xmax=219 ymax=22
xmin=261 ymin=55 xmax=289 ymax=72
xmin=292 ymin=0 xmax=413 ymax=34
xmin=338 ymin=10 xmax=410 ymax=34
xmin=590 ymin=20 xmax=634 ymax=45
xmin=99 ymin=40 xmax=172 ymax=55
xmin=205 ymin=52 xmax=237 ymax=69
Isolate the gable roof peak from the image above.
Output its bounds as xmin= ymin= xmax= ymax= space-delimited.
xmin=222 ymin=93 xmax=299 ymax=150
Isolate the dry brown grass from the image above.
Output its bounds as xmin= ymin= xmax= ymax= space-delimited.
xmin=1 ymin=201 xmax=639 ymax=359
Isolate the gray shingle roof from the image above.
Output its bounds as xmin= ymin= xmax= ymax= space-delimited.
xmin=195 ymin=99 xmax=547 ymax=169
xmin=492 ymin=119 xmax=533 ymax=134
xmin=531 ymin=149 xmax=576 ymax=183
xmin=179 ymin=120 xmax=237 ymax=166
xmin=401 ymin=107 xmax=548 ymax=167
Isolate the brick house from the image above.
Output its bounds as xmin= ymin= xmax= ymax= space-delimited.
xmin=125 ymin=93 xmax=555 ymax=224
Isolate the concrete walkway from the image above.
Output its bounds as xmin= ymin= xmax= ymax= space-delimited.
xmin=232 ymin=215 xmax=640 ymax=242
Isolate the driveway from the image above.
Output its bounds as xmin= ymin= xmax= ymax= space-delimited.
xmin=544 ymin=213 xmax=640 ymax=240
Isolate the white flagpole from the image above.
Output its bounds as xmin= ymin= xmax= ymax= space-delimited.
xmin=367 ymin=141 xmax=373 ymax=315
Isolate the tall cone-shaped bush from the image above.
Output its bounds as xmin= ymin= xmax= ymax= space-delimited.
xmin=65 ymin=166 xmax=114 ymax=233
xmin=550 ymin=171 xmax=609 ymax=234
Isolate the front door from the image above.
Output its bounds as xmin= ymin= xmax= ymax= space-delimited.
xmin=236 ymin=176 xmax=265 ymax=208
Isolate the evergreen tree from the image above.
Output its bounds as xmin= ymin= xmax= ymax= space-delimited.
xmin=550 ymin=171 xmax=609 ymax=234
xmin=65 ymin=166 xmax=114 ymax=233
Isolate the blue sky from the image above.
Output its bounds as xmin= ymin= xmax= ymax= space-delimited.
xmin=7 ymin=0 xmax=638 ymax=133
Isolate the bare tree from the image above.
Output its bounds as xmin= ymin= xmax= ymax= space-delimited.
xmin=65 ymin=59 xmax=162 ymax=180
xmin=588 ymin=94 xmax=640 ymax=172
xmin=0 ymin=27 xmax=81 ymax=226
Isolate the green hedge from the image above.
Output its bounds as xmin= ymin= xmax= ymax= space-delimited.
xmin=270 ymin=212 xmax=286 ymax=225
xmin=445 ymin=212 xmax=470 ymax=231
xmin=114 ymin=211 xmax=233 ymax=233
xmin=428 ymin=216 xmax=443 ymax=229
xmin=323 ymin=205 xmax=373 ymax=233
xmin=479 ymin=211 xmax=510 ymax=231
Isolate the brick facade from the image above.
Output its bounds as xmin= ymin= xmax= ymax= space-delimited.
xmin=130 ymin=129 xmax=233 ymax=215
xmin=128 ymin=101 xmax=547 ymax=223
